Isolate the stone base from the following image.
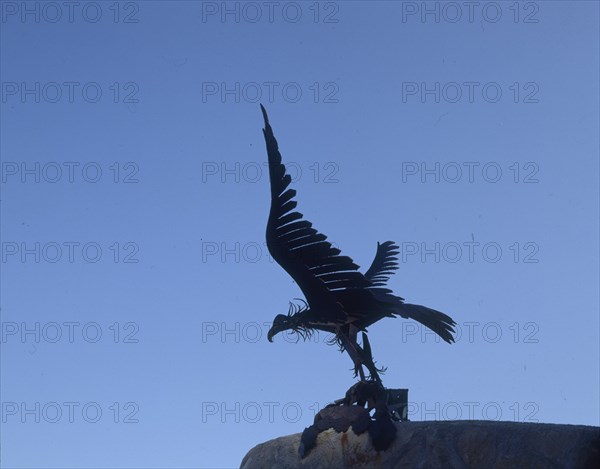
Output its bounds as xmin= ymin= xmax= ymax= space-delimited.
xmin=240 ymin=420 xmax=600 ymax=469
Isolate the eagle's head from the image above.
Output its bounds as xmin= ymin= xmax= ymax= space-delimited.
xmin=267 ymin=300 xmax=312 ymax=342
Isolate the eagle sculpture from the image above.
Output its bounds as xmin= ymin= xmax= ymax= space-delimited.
xmin=261 ymin=105 xmax=455 ymax=385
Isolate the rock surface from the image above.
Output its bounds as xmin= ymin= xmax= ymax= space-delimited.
xmin=240 ymin=420 xmax=599 ymax=469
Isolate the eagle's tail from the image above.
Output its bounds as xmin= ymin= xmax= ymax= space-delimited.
xmin=395 ymin=303 xmax=456 ymax=344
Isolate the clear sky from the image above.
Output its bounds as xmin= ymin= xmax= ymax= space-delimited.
xmin=1 ymin=1 xmax=598 ymax=468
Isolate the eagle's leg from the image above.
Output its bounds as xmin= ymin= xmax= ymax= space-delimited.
xmin=363 ymin=355 xmax=383 ymax=386
xmin=339 ymin=327 xmax=366 ymax=381
xmin=357 ymin=333 xmax=384 ymax=387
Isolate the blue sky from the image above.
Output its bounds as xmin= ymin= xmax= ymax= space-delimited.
xmin=1 ymin=1 xmax=598 ymax=468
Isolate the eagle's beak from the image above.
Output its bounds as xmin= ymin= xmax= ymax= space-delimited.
xmin=267 ymin=324 xmax=285 ymax=342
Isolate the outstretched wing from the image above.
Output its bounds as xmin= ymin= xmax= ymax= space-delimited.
xmin=364 ymin=241 xmax=400 ymax=286
xmin=261 ymin=105 xmax=372 ymax=320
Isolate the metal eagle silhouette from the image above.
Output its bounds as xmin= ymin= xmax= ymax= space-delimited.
xmin=261 ymin=105 xmax=456 ymax=385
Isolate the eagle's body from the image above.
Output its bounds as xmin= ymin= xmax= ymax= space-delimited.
xmin=261 ymin=105 xmax=455 ymax=384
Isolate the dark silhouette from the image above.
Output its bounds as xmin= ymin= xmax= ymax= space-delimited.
xmin=262 ymin=105 xmax=456 ymax=385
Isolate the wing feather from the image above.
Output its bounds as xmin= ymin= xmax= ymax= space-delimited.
xmin=279 ymin=228 xmax=318 ymax=244
xmin=261 ymin=105 xmax=372 ymax=318
xmin=364 ymin=241 xmax=400 ymax=286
